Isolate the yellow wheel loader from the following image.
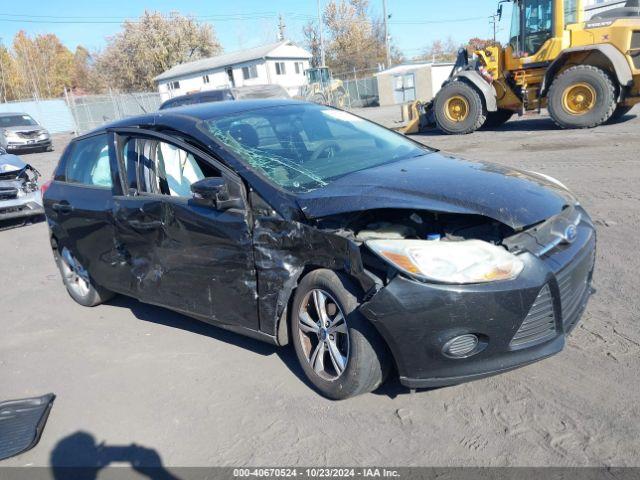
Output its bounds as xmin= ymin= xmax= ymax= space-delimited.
xmin=403 ymin=0 xmax=640 ymax=135
xmin=303 ymin=67 xmax=349 ymax=109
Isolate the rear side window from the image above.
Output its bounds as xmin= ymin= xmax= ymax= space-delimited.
xmin=63 ymin=134 xmax=112 ymax=188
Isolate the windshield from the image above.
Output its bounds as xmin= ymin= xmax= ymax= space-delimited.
xmin=0 ymin=114 xmax=38 ymax=128
xmin=202 ymin=103 xmax=430 ymax=193
xmin=510 ymin=0 xmax=553 ymax=55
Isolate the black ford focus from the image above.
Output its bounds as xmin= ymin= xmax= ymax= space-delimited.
xmin=43 ymin=99 xmax=595 ymax=399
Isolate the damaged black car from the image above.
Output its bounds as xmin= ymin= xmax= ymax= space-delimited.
xmin=43 ymin=100 xmax=596 ymax=399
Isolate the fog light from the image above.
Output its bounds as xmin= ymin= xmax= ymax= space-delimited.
xmin=442 ymin=334 xmax=479 ymax=358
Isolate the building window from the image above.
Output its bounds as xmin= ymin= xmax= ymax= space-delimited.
xmin=295 ymin=62 xmax=305 ymax=74
xmin=203 ymin=74 xmax=210 ymax=84
xmin=168 ymin=81 xmax=180 ymax=90
xmin=242 ymin=65 xmax=258 ymax=80
xmin=275 ymin=62 xmax=286 ymax=75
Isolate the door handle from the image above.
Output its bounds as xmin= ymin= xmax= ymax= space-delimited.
xmin=52 ymin=203 xmax=73 ymax=214
xmin=127 ymin=219 xmax=163 ymax=230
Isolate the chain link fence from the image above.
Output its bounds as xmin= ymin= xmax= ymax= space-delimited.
xmin=334 ymin=68 xmax=380 ymax=109
xmin=65 ymin=90 xmax=162 ymax=134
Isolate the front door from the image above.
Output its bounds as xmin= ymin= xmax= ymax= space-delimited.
xmin=111 ymin=130 xmax=259 ymax=330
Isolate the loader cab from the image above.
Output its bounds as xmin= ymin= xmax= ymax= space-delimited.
xmin=508 ymin=0 xmax=555 ymax=56
xmin=306 ymin=67 xmax=332 ymax=85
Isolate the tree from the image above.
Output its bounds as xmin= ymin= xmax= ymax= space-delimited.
xmin=9 ymin=31 xmax=74 ymax=100
xmin=415 ymin=37 xmax=459 ymax=63
xmin=302 ymin=0 xmax=401 ymax=74
xmin=72 ymin=46 xmax=105 ymax=94
xmin=96 ymin=11 xmax=222 ymax=92
xmin=466 ymin=37 xmax=497 ymax=53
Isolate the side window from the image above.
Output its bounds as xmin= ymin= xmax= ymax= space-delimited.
xmin=63 ymin=134 xmax=112 ymax=188
xmin=122 ymin=137 xmax=220 ymax=198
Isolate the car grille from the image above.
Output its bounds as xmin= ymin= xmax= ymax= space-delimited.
xmin=557 ymin=246 xmax=595 ymax=332
xmin=510 ymin=285 xmax=557 ymax=348
xmin=0 ymin=187 xmax=18 ymax=200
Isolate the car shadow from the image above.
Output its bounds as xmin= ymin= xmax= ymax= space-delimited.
xmin=50 ymin=431 xmax=180 ymax=480
xmin=0 ymin=214 xmax=45 ymax=231
xmin=104 ymin=296 xmax=414 ymax=400
xmin=106 ymin=295 xmax=320 ymax=392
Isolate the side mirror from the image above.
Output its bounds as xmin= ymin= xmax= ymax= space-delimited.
xmin=191 ymin=177 xmax=243 ymax=211
xmin=497 ymin=4 xmax=503 ymax=21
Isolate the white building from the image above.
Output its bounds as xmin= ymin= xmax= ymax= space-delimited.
xmin=583 ymin=0 xmax=626 ymax=18
xmin=155 ymin=40 xmax=312 ymax=101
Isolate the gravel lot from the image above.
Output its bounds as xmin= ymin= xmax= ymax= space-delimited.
xmin=1 ymin=107 xmax=639 ymax=469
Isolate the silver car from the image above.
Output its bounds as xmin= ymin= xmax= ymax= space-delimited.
xmin=0 ymin=112 xmax=52 ymax=153
xmin=0 ymin=147 xmax=44 ymax=223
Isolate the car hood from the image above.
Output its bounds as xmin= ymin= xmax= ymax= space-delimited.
xmin=0 ymin=153 xmax=27 ymax=173
xmin=2 ymin=126 xmax=46 ymax=133
xmin=296 ymin=153 xmax=576 ymax=230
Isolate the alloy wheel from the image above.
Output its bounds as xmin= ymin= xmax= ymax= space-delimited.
xmin=59 ymin=248 xmax=91 ymax=298
xmin=297 ymin=288 xmax=349 ymax=381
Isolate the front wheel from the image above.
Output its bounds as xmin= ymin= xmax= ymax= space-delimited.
xmin=55 ymin=247 xmax=114 ymax=307
xmin=547 ymin=65 xmax=617 ymax=129
xmin=291 ymin=269 xmax=390 ymax=400
xmin=434 ymin=81 xmax=487 ymax=135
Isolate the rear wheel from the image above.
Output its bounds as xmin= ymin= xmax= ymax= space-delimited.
xmin=483 ymin=109 xmax=514 ymax=129
xmin=547 ymin=65 xmax=617 ymax=129
xmin=55 ymin=247 xmax=114 ymax=307
xmin=434 ymin=81 xmax=486 ymax=135
xmin=290 ymin=269 xmax=390 ymax=400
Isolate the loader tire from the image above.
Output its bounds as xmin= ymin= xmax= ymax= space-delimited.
xmin=548 ymin=65 xmax=617 ymax=129
xmin=434 ymin=81 xmax=486 ymax=135
xmin=483 ymin=109 xmax=514 ymax=129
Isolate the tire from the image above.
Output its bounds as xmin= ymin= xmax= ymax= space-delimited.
xmin=607 ymin=104 xmax=634 ymax=123
xmin=434 ymin=81 xmax=487 ymax=135
xmin=54 ymin=247 xmax=114 ymax=307
xmin=311 ymin=93 xmax=327 ymax=105
xmin=290 ymin=269 xmax=390 ymax=400
xmin=547 ymin=65 xmax=617 ymax=129
xmin=482 ymin=109 xmax=514 ymax=129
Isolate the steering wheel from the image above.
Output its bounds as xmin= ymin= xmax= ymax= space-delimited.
xmin=310 ymin=140 xmax=341 ymax=162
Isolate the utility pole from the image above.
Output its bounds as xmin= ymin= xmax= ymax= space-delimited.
xmin=317 ymin=0 xmax=326 ymax=66
xmin=277 ymin=14 xmax=286 ymax=41
xmin=490 ymin=14 xmax=499 ymax=46
xmin=382 ymin=0 xmax=391 ymax=68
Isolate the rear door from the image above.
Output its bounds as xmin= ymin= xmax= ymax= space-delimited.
xmin=111 ymin=129 xmax=259 ymax=329
xmin=43 ymin=132 xmax=123 ymax=292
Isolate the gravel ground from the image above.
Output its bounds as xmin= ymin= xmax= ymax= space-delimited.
xmin=1 ymin=108 xmax=639 ymax=469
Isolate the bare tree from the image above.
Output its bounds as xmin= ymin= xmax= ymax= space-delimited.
xmin=96 ymin=11 xmax=222 ymax=92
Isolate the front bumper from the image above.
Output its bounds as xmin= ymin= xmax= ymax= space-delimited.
xmin=0 ymin=190 xmax=44 ymax=221
xmin=5 ymin=138 xmax=51 ymax=151
xmin=360 ymin=216 xmax=596 ymax=389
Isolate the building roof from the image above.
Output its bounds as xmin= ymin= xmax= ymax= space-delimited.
xmin=154 ymin=40 xmax=311 ymax=83
xmin=374 ymin=63 xmax=454 ymax=76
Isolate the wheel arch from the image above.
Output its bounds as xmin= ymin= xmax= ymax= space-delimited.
xmin=541 ymin=44 xmax=633 ymax=97
xmin=449 ymin=71 xmax=499 ymax=112
xmin=274 ymin=264 xmax=376 ymax=347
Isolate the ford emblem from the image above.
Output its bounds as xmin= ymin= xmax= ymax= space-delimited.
xmin=563 ymin=225 xmax=577 ymax=243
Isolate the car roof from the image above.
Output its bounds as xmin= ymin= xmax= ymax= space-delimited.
xmin=0 ymin=112 xmax=30 ymax=117
xmin=85 ymin=99 xmax=308 ymax=135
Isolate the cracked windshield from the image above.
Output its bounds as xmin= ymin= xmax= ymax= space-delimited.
xmin=203 ymin=103 xmax=430 ymax=192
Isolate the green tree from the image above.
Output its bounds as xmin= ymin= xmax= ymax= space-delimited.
xmin=96 ymin=11 xmax=222 ymax=92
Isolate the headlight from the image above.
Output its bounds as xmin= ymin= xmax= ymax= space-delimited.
xmin=367 ymin=239 xmax=524 ymax=284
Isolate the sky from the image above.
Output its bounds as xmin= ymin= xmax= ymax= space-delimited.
xmin=0 ymin=0 xmax=515 ymax=59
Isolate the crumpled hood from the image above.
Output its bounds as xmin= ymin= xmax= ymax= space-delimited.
xmin=296 ymin=153 xmax=576 ymax=230
xmin=0 ymin=153 xmax=27 ymax=173
xmin=2 ymin=126 xmax=46 ymax=134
